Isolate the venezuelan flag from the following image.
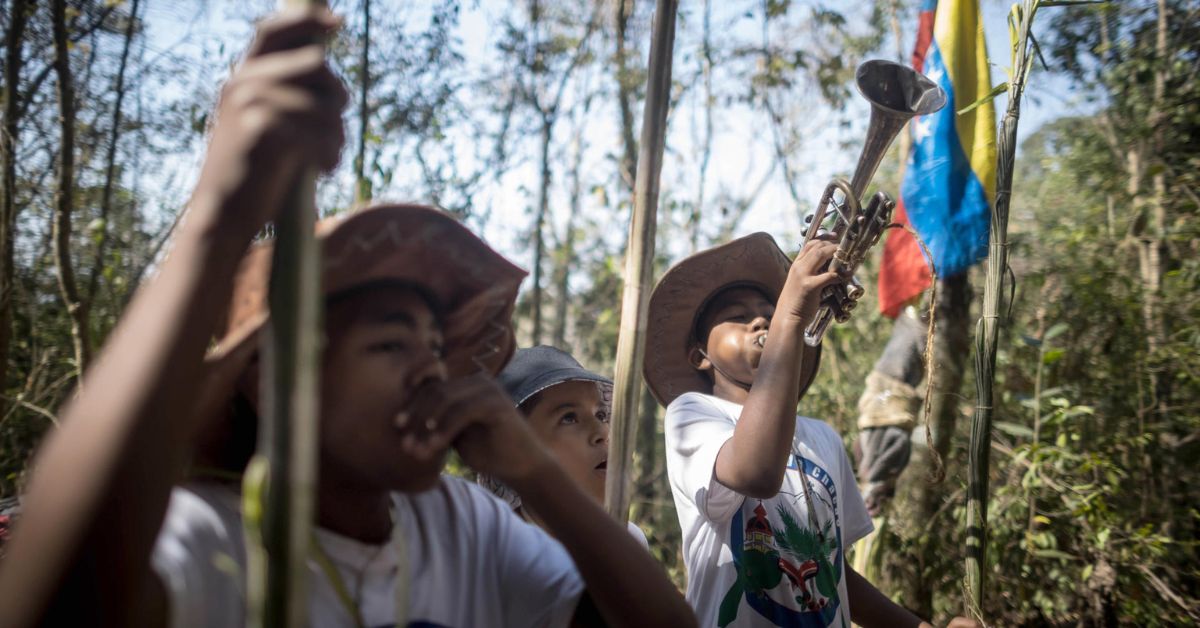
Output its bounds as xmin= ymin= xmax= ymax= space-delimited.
xmin=878 ymin=0 xmax=996 ymax=317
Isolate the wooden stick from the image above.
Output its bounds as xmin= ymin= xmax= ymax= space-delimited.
xmin=605 ymin=0 xmax=679 ymax=522
xmin=243 ymin=2 xmax=326 ymax=626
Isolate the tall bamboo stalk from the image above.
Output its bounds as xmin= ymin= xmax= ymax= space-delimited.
xmin=966 ymin=0 xmax=1039 ymax=617
xmin=605 ymin=0 xmax=678 ymax=522
xmin=243 ymin=1 xmax=326 ymax=626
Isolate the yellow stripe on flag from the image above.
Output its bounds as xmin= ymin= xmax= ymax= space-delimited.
xmin=935 ymin=0 xmax=998 ymax=203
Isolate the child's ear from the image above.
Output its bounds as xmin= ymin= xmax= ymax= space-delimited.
xmin=688 ymin=345 xmax=711 ymax=373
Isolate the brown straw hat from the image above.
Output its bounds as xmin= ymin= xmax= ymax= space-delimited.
xmin=207 ymin=203 xmax=526 ymax=380
xmin=643 ymin=232 xmax=822 ymax=406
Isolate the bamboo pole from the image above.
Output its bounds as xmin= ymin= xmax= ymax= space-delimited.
xmin=243 ymin=1 xmax=326 ymax=627
xmin=965 ymin=0 xmax=1040 ymax=617
xmin=605 ymin=0 xmax=679 ymax=522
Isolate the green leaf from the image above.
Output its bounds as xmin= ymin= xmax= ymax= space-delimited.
xmin=958 ymin=81 xmax=1008 ymax=115
xmin=996 ymin=421 xmax=1035 ymax=439
xmin=1043 ymin=349 xmax=1065 ymax=365
xmin=1044 ymin=322 xmax=1070 ymax=341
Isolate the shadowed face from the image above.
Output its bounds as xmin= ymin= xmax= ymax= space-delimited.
xmin=691 ymin=286 xmax=775 ymax=391
xmin=522 ymin=380 xmax=610 ymax=503
xmin=320 ymin=285 xmax=449 ymax=492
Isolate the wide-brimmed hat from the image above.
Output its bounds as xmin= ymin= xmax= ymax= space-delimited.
xmin=643 ymin=232 xmax=822 ymax=406
xmin=207 ymin=203 xmax=526 ymax=380
xmin=498 ymin=346 xmax=612 ymax=407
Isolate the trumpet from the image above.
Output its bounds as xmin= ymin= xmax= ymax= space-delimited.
xmin=800 ymin=60 xmax=946 ymax=346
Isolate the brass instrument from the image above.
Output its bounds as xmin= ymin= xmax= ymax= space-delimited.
xmin=800 ymin=60 xmax=946 ymax=346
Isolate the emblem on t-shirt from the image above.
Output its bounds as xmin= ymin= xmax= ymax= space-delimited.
xmin=718 ymin=457 xmax=846 ymax=627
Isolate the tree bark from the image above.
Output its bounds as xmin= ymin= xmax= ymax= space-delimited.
xmin=898 ymin=273 xmax=971 ymax=618
xmin=0 ymin=0 xmax=32 ymax=399
xmin=87 ymin=0 xmax=141 ymax=310
xmin=52 ymin=0 xmax=93 ymax=378
xmin=1137 ymin=0 xmax=1169 ymax=415
xmin=531 ymin=116 xmax=552 ymax=345
xmin=614 ymin=0 xmax=638 ymax=195
xmin=552 ymin=111 xmax=588 ymax=349
xmin=354 ymin=0 xmax=372 ymax=205
xmin=690 ymin=0 xmax=712 ymax=253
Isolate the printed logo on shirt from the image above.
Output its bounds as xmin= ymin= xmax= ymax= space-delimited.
xmin=718 ymin=456 xmax=846 ymax=627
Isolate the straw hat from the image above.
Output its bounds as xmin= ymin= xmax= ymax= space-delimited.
xmin=207 ymin=203 xmax=526 ymax=380
xmin=643 ymin=232 xmax=822 ymax=406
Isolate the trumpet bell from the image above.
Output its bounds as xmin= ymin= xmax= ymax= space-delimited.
xmin=856 ymin=59 xmax=947 ymax=118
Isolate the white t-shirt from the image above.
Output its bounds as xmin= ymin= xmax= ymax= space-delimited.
xmin=152 ymin=476 xmax=584 ymax=628
xmin=627 ymin=520 xmax=650 ymax=549
xmin=665 ymin=392 xmax=873 ymax=628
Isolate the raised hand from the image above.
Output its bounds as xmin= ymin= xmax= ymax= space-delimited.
xmin=191 ymin=7 xmax=347 ymax=239
xmin=777 ymin=236 xmax=845 ymax=327
xmin=395 ymin=374 xmax=552 ymax=483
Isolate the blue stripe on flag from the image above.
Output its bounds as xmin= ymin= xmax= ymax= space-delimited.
xmin=900 ymin=43 xmax=990 ymax=277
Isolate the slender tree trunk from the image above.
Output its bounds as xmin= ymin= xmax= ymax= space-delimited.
xmin=354 ymin=0 xmax=372 ymax=205
xmin=552 ymin=115 xmax=587 ymax=349
xmin=52 ymin=0 xmax=93 ymax=378
xmin=531 ymin=115 xmax=552 ymax=346
xmin=690 ymin=0 xmax=712 ymax=253
xmin=1140 ymin=0 xmax=1169 ymax=415
xmin=0 ymin=0 xmax=32 ymax=398
xmin=614 ymin=0 xmax=638 ymax=196
xmin=88 ymin=0 xmax=141 ymax=310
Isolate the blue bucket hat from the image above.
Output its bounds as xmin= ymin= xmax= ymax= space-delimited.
xmin=497 ymin=346 xmax=612 ymax=407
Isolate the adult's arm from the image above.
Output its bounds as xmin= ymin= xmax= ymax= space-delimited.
xmin=0 ymin=10 xmax=345 ymax=627
xmin=404 ymin=375 xmax=697 ymax=628
xmin=510 ymin=459 xmax=697 ymax=628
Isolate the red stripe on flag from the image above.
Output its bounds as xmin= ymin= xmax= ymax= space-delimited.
xmin=878 ymin=6 xmax=937 ymax=318
xmin=912 ymin=11 xmax=936 ymax=71
xmin=878 ymin=200 xmax=932 ymax=318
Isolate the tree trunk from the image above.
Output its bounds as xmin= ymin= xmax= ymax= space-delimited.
xmin=88 ymin=0 xmax=141 ymax=310
xmin=897 ymin=273 xmax=972 ymax=618
xmin=354 ymin=0 xmax=372 ymax=205
xmin=1139 ymin=0 xmax=1170 ymax=415
xmin=614 ymin=0 xmax=638 ymax=196
xmin=690 ymin=0 xmax=712 ymax=253
xmin=52 ymin=0 xmax=93 ymax=378
xmin=531 ymin=116 xmax=552 ymax=346
xmin=552 ymin=116 xmax=587 ymax=349
xmin=0 ymin=0 xmax=31 ymax=399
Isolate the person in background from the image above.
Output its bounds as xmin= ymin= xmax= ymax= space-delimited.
xmin=483 ymin=345 xmax=649 ymax=549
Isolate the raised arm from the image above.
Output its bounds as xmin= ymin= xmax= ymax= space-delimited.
xmin=713 ymin=239 xmax=842 ymax=498
xmin=0 ymin=10 xmax=345 ymax=626
xmin=402 ymin=375 xmax=697 ymax=628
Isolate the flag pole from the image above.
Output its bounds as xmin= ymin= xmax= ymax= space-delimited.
xmin=605 ymin=0 xmax=679 ymax=522
xmin=243 ymin=1 xmax=326 ymax=626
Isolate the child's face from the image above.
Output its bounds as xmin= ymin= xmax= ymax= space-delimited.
xmin=694 ymin=287 xmax=775 ymax=388
xmin=523 ymin=381 xmax=610 ymax=503
xmin=319 ymin=286 xmax=449 ymax=492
